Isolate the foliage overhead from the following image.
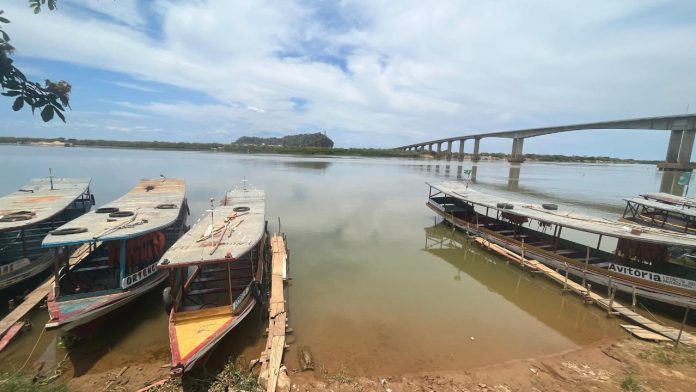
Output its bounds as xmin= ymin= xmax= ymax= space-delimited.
xmin=0 ymin=1 xmax=70 ymax=122
xmin=234 ymin=132 xmax=335 ymax=148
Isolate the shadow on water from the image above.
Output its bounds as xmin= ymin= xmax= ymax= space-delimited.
xmin=423 ymin=224 xmax=623 ymax=340
xmin=67 ymin=284 xmax=170 ymax=376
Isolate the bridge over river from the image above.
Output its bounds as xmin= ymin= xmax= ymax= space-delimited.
xmin=396 ymin=114 xmax=696 ymax=172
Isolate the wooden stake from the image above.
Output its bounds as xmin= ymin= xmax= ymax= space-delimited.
xmin=632 ymin=285 xmax=637 ymax=312
xmin=581 ymin=247 xmax=589 ymax=287
xmin=562 ymin=263 xmax=569 ymax=293
xmin=674 ymin=307 xmax=690 ymax=349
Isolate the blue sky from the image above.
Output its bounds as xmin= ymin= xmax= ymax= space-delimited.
xmin=1 ymin=0 xmax=695 ymax=159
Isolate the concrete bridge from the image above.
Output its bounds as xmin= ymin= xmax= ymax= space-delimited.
xmin=396 ymin=114 xmax=696 ymax=170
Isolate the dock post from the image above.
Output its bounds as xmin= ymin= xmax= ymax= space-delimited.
xmin=631 ymin=285 xmax=637 ymax=312
xmin=674 ymin=307 xmax=690 ymax=349
xmin=607 ymin=284 xmax=617 ymax=317
xmin=520 ymin=238 xmax=525 ymax=266
xmin=562 ymin=263 xmax=569 ymax=293
xmin=581 ymin=247 xmax=589 ymax=287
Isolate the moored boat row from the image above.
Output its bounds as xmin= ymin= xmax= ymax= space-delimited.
xmin=426 ymin=181 xmax=696 ymax=310
xmin=0 ymin=176 xmax=274 ymax=376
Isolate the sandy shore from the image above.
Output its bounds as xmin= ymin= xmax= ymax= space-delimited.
xmin=61 ymin=336 xmax=696 ymax=391
xmin=291 ymin=337 xmax=695 ymax=392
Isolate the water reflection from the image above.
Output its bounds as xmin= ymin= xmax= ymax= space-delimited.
xmin=423 ymin=225 xmax=621 ymax=340
xmin=282 ymin=161 xmax=332 ymax=171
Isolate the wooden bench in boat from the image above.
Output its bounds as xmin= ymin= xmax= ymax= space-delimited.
xmin=187 ymin=284 xmax=249 ymax=296
xmin=192 ymin=275 xmax=253 ymax=284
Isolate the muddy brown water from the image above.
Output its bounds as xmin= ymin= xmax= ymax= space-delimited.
xmin=0 ymin=145 xmax=692 ymax=380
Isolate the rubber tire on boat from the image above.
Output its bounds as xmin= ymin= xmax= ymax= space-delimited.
xmin=162 ymin=286 xmax=173 ymax=314
xmin=542 ymin=203 xmax=558 ymax=210
xmin=251 ymin=280 xmax=265 ymax=307
xmin=96 ymin=207 xmax=119 ymax=214
xmin=0 ymin=212 xmax=34 ymax=222
xmin=156 ymin=203 xmax=177 ymax=209
xmin=50 ymin=227 xmax=88 ymax=235
xmin=233 ymin=206 xmax=250 ymax=212
xmin=496 ymin=203 xmax=514 ymax=210
xmin=109 ymin=211 xmax=134 ymax=218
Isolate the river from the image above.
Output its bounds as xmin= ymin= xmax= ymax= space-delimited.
xmin=0 ymin=145 xmax=688 ymax=380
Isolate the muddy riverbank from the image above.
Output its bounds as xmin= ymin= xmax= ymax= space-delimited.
xmin=53 ymin=336 xmax=696 ymax=391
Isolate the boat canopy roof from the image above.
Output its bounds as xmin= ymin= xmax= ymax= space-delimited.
xmin=641 ymin=192 xmax=696 ymax=208
xmin=428 ymin=181 xmax=696 ymax=248
xmin=42 ymin=179 xmax=186 ymax=247
xmin=624 ymin=197 xmax=696 ymax=219
xmin=158 ymin=189 xmax=265 ymax=268
xmin=0 ymin=177 xmax=91 ymax=232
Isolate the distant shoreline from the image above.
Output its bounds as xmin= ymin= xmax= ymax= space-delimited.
xmin=0 ymin=136 xmax=660 ymax=164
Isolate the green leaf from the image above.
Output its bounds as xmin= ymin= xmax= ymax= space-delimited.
xmin=12 ymin=96 xmax=24 ymax=111
xmin=0 ymin=17 xmax=9 ymax=24
xmin=1 ymin=30 xmax=9 ymax=41
xmin=1 ymin=90 xmax=21 ymax=97
xmin=54 ymin=106 xmax=65 ymax=122
xmin=40 ymin=105 xmax=54 ymax=122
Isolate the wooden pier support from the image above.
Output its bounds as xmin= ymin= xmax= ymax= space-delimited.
xmin=258 ymin=235 xmax=291 ymax=392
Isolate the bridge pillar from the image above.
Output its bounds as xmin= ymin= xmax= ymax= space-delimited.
xmin=446 ymin=140 xmax=453 ymax=161
xmin=436 ymin=142 xmax=443 ymax=160
xmin=508 ymin=138 xmax=525 ymax=163
xmin=658 ymin=127 xmax=696 ymax=171
xmin=458 ymin=139 xmax=465 ymax=161
xmin=472 ymin=138 xmax=481 ymax=162
xmin=429 ymin=144 xmax=434 ymax=153
xmin=678 ymin=130 xmax=695 ymax=165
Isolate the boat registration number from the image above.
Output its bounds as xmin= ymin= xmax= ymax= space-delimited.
xmin=607 ymin=263 xmax=696 ymax=291
xmin=122 ymin=263 xmax=159 ymax=289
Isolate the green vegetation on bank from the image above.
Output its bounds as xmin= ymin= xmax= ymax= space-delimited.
xmin=0 ymin=136 xmax=661 ymax=163
xmin=235 ymin=132 xmax=334 ymax=148
xmin=0 ymin=373 xmax=68 ymax=392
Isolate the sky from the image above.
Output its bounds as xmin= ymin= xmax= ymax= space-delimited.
xmin=1 ymin=0 xmax=695 ymax=159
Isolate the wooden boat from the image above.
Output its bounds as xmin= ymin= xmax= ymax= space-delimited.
xmin=157 ymin=186 xmax=268 ymax=375
xmin=41 ymin=179 xmax=189 ymax=332
xmin=1 ymin=177 xmax=93 ymax=291
xmin=426 ymin=181 xmax=696 ymax=309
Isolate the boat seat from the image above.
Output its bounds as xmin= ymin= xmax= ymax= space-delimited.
xmin=187 ymin=284 xmax=248 ymax=296
xmin=193 ymin=275 xmax=253 ymax=284
xmin=74 ymin=265 xmax=112 ymax=272
xmin=200 ymin=265 xmax=253 ymax=274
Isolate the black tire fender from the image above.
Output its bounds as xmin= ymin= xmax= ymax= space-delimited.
xmin=542 ymin=203 xmax=558 ymax=210
xmin=163 ymin=286 xmax=173 ymax=314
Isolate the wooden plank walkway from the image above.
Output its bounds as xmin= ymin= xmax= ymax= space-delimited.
xmin=259 ymin=235 xmax=290 ymax=392
xmin=0 ymin=243 xmax=91 ymax=343
xmin=473 ymin=237 xmax=696 ymax=346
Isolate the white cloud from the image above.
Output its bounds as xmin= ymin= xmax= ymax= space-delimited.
xmin=2 ymin=0 xmax=695 ymax=153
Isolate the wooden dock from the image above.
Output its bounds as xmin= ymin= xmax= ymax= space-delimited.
xmin=258 ymin=235 xmax=290 ymax=392
xmin=0 ymin=243 xmax=91 ymax=348
xmin=473 ymin=237 xmax=696 ymax=346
